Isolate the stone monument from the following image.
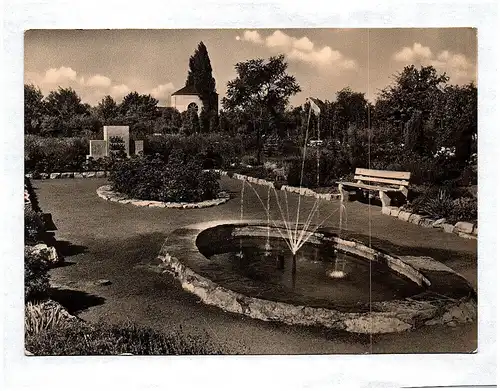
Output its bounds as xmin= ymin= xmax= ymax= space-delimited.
xmin=88 ymin=125 xmax=144 ymax=159
xmin=88 ymin=140 xmax=108 ymax=160
xmin=104 ymin=125 xmax=130 ymax=157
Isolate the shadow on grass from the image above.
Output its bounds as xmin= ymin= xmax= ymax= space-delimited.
xmin=50 ymin=288 xmax=105 ymax=314
xmin=55 ymin=241 xmax=88 ymax=257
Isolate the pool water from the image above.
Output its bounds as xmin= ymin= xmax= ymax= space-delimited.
xmin=194 ymin=236 xmax=423 ymax=310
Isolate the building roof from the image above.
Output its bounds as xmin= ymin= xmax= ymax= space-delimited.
xmin=171 ymin=85 xmax=199 ymax=96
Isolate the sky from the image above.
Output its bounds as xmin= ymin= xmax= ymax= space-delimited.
xmin=24 ymin=28 xmax=477 ymax=107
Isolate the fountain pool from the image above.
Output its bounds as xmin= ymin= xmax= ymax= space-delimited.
xmin=158 ymin=221 xmax=476 ymax=333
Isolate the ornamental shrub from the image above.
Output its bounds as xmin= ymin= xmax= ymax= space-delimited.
xmin=109 ymin=151 xmax=220 ymax=203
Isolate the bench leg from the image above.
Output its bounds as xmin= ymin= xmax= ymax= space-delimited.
xmin=338 ymin=184 xmax=350 ymax=203
xmin=379 ymin=190 xmax=391 ymax=208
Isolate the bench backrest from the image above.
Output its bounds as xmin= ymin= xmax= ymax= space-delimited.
xmin=354 ymin=168 xmax=411 ymax=188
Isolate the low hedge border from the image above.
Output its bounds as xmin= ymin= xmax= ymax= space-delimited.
xmin=381 ymin=206 xmax=477 ymax=240
xmin=96 ymin=185 xmax=230 ymax=209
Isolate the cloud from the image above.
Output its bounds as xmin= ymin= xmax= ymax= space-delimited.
xmin=42 ymin=66 xmax=77 ymax=84
xmin=393 ymin=43 xmax=432 ymax=62
xmin=25 ymin=66 xmax=175 ymax=105
xmin=393 ymin=42 xmax=476 ymax=84
xmin=85 ymin=74 xmax=112 ymax=88
xmin=110 ymin=84 xmax=131 ymax=100
xmin=150 ymin=82 xmax=175 ymax=101
xmin=236 ymin=29 xmax=356 ymax=71
xmin=236 ymin=30 xmax=263 ymax=44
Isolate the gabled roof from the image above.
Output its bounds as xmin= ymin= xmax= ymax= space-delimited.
xmin=171 ymin=85 xmax=199 ymax=96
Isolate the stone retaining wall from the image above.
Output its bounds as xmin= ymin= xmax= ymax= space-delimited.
xmin=96 ymin=185 xmax=230 ymax=209
xmin=381 ymin=206 xmax=477 ymax=240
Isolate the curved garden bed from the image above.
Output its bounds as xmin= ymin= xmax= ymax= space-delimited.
xmin=96 ymin=185 xmax=230 ymax=209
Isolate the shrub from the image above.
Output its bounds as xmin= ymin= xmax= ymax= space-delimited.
xmin=144 ymin=134 xmax=242 ymax=169
xmin=284 ymin=146 xmax=350 ymax=188
xmin=25 ymin=301 xmax=74 ymax=336
xmin=448 ymin=197 xmax=477 ymax=224
xmin=409 ymin=187 xmax=454 ymax=219
xmin=241 ymin=155 xmax=259 ymax=166
xmin=25 ymin=321 xmax=225 ymax=355
xmin=25 ymin=205 xmax=45 ymax=244
xmin=25 ymin=248 xmax=50 ymax=302
xmin=109 ymin=152 xmax=220 ymax=203
xmin=24 ymin=177 xmax=41 ymax=212
xmin=25 ymin=135 xmax=89 ymax=173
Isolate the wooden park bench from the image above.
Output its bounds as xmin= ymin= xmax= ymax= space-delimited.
xmin=337 ymin=168 xmax=411 ymax=207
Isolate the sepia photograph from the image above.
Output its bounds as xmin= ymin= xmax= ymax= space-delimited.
xmin=21 ymin=28 xmax=480 ymax=357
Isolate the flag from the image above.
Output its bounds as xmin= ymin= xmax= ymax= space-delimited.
xmin=308 ymin=97 xmax=322 ymax=115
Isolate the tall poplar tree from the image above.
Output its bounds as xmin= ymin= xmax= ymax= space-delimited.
xmin=185 ymin=42 xmax=218 ymax=132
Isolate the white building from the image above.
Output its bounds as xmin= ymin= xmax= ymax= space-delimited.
xmin=170 ymin=85 xmax=203 ymax=115
xmin=170 ymin=85 xmax=218 ymax=115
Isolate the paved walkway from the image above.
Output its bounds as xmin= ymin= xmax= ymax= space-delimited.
xmin=34 ymin=177 xmax=477 ymax=354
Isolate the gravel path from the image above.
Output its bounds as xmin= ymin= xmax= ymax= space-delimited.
xmin=34 ymin=177 xmax=477 ymax=354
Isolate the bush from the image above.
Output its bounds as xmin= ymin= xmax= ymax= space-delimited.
xmin=407 ymin=186 xmax=477 ymax=223
xmin=109 ymin=151 xmax=220 ymax=203
xmin=25 ymin=135 xmax=89 ymax=173
xmin=25 ymin=248 xmax=50 ymax=302
xmin=284 ymin=145 xmax=350 ymax=188
xmin=25 ymin=301 xmax=74 ymax=336
xmin=241 ymin=155 xmax=259 ymax=166
xmin=25 ymin=321 xmax=225 ymax=355
xmin=25 ymin=205 xmax=45 ymax=244
xmin=448 ymin=197 xmax=477 ymax=224
xmin=144 ymin=133 xmax=242 ymax=169
xmin=24 ymin=177 xmax=41 ymax=212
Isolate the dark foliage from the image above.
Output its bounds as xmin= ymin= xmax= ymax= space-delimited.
xmin=109 ymin=152 xmax=220 ymax=203
xmin=25 ymin=248 xmax=50 ymax=302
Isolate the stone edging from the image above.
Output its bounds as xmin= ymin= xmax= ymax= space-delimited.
xmin=158 ymin=220 xmax=476 ymax=334
xmin=212 ymin=169 xmax=340 ymax=201
xmin=96 ymin=185 xmax=230 ymax=209
xmin=26 ymin=171 xmax=109 ymax=180
xmin=381 ymin=206 xmax=477 ymax=240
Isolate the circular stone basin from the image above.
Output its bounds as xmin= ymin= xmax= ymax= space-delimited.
xmin=196 ymin=234 xmax=423 ymax=310
xmin=158 ymin=221 xmax=476 ymax=333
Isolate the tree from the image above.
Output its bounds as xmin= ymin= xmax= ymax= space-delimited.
xmin=186 ymin=42 xmax=217 ymax=108
xmin=42 ymin=87 xmax=92 ymax=136
xmin=374 ymin=65 xmax=449 ymax=143
xmin=118 ymin=92 xmax=159 ymax=121
xmin=24 ymin=84 xmax=45 ymax=134
xmin=185 ymin=42 xmax=218 ymax=132
xmin=427 ymin=83 xmax=477 ymax=166
xmin=96 ymin=95 xmax=118 ymax=123
xmin=223 ymin=55 xmax=301 ymax=163
xmin=44 ymin=87 xmax=89 ymax=120
xmin=331 ymin=87 xmax=369 ymax=142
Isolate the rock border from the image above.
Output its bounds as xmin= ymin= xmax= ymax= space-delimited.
xmin=96 ymin=185 xmax=230 ymax=209
xmin=381 ymin=206 xmax=477 ymax=240
xmin=212 ymin=169 xmax=340 ymax=201
xmin=26 ymin=171 xmax=109 ymax=180
xmin=158 ymin=220 xmax=476 ymax=334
